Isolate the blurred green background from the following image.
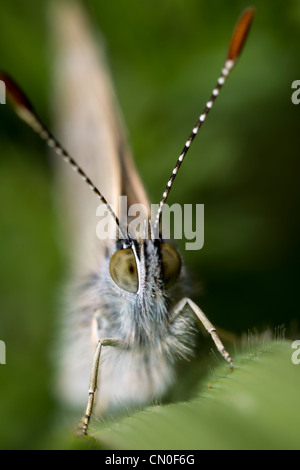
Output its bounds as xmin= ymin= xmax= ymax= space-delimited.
xmin=0 ymin=0 xmax=299 ymax=449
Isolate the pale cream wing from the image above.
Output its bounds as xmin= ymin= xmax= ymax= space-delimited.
xmin=50 ymin=1 xmax=150 ymax=274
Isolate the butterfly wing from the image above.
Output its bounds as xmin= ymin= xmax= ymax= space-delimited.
xmin=51 ymin=1 xmax=150 ymax=274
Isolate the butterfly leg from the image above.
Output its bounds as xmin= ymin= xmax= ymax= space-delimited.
xmin=78 ymin=334 xmax=125 ymax=436
xmin=171 ymin=297 xmax=234 ymax=369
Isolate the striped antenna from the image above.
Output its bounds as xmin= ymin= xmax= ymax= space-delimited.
xmin=154 ymin=7 xmax=255 ymax=230
xmin=0 ymin=71 xmax=127 ymax=240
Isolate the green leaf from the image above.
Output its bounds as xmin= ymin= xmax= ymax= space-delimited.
xmin=76 ymin=339 xmax=299 ymax=450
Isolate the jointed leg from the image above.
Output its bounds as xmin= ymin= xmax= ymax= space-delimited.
xmin=78 ymin=337 xmax=124 ymax=436
xmin=171 ymin=297 xmax=234 ymax=369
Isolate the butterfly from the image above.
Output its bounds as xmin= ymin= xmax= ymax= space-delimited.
xmin=0 ymin=3 xmax=254 ymax=435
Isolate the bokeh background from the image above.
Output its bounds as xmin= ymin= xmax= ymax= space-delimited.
xmin=0 ymin=0 xmax=299 ymax=449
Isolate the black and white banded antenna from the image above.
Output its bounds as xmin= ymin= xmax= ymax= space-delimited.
xmin=0 ymin=71 xmax=127 ymax=240
xmin=154 ymin=8 xmax=255 ymax=230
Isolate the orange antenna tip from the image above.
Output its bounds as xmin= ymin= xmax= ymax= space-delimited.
xmin=227 ymin=7 xmax=255 ymax=62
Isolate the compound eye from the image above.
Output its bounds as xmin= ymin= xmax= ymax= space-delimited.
xmin=109 ymin=248 xmax=138 ymax=293
xmin=160 ymin=243 xmax=181 ymax=289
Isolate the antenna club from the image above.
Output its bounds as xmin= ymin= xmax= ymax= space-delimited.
xmin=0 ymin=71 xmax=34 ymax=113
xmin=227 ymin=7 xmax=255 ymax=62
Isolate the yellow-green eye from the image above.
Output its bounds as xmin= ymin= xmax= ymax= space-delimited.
xmin=160 ymin=243 xmax=181 ymax=289
xmin=109 ymin=248 xmax=138 ymax=293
